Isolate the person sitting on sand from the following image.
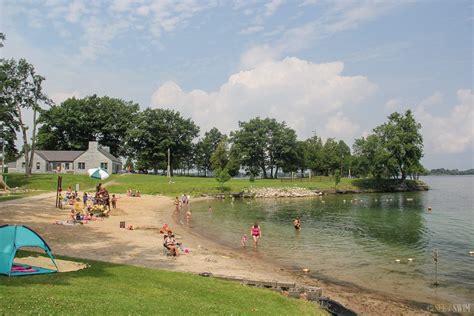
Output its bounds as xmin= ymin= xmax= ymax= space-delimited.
xmin=127 ymin=189 xmax=131 ymax=197
xmin=136 ymin=190 xmax=141 ymax=197
xmin=293 ymin=217 xmax=301 ymax=230
xmin=163 ymin=230 xmax=179 ymax=256
xmin=251 ymin=222 xmax=262 ymax=249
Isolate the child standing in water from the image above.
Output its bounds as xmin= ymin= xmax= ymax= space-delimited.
xmin=293 ymin=217 xmax=301 ymax=230
xmin=241 ymin=234 xmax=248 ymax=248
xmin=251 ymin=222 xmax=262 ymax=249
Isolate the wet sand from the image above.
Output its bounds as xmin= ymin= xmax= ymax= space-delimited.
xmin=0 ymin=193 xmax=429 ymax=315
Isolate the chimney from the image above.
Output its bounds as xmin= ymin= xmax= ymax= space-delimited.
xmin=102 ymin=146 xmax=110 ymax=153
xmin=88 ymin=141 xmax=98 ymax=150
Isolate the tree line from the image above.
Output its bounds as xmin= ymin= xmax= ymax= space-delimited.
xmin=1 ymin=33 xmax=425 ymax=181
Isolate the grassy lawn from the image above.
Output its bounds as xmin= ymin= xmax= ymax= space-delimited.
xmin=0 ymin=253 xmax=324 ymax=315
xmin=3 ymin=172 xmax=421 ymax=198
xmin=106 ymin=174 xmax=356 ymax=196
xmin=5 ymin=173 xmax=117 ymax=193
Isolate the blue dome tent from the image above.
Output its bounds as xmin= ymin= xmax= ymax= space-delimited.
xmin=0 ymin=225 xmax=59 ymax=276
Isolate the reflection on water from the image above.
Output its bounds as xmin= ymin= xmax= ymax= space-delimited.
xmin=185 ymin=176 xmax=473 ymax=304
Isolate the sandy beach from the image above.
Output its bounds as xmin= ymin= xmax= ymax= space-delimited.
xmin=0 ymin=192 xmax=429 ymax=315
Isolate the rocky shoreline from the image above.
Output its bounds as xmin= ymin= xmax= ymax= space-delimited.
xmin=203 ymin=180 xmax=429 ymax=199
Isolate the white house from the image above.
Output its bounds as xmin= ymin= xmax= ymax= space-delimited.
xmin=11 ymin=141 xmax=122 ymax=174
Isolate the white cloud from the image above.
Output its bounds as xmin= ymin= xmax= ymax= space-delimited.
xmin=264 ymin=0 xmax=284 ymax=17
xmin=415 ymin=89 xmax=474 ymax=154
xmin=323 ymin=112 xmax=360 ymax=142
xmin=385 ymin=98 xmax=401 ymax=110
xmin=151 ymin=57 xmax=376 ymax=141
xmin=240 ymin=1 xmax=409 ymax=69
xmin=240 ymin=25 xmax=265 ymax=35
xmin=51 ymin=91 xmax=81 ymax=105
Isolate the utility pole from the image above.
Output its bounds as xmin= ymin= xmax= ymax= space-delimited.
xmin=167 ymin=148 xmax=171 ymax=182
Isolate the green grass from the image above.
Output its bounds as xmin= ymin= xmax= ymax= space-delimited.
xmin=0 ymin=252 xmax=324 ymax=315
xmin=106 ymin=174 xmax=357 ymax=196
xmin=2 ymin=173 xmax=424 ymax=198
xmin=5 ymin=173 xmax=117 ymax=193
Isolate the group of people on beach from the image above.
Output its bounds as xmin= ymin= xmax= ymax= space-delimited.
xmin=56 ymin=184 xmax=119 ymax=225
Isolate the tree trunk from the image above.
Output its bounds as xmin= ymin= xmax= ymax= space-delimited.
xmin=274 ymin=166 xmax=279 ymax=179
xmin=261 ymin=165 xmax=267 ymax=178
xmin=17 ymin=106 xmax=30 ymax=176
xmin=28 ymin=107 xmax=38 ymax=175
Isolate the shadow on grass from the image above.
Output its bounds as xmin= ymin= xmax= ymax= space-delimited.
xmin=1 ymin=250 xmax=117 ymax=287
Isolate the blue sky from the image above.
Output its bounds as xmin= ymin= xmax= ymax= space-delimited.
xmin=1 ymin=0 xmax=472 ymax=169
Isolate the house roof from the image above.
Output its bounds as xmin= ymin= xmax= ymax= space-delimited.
xmin=98 ymin=148 xmax=121 ymax=163
xmin=36 ymin=150 xmax=85 ymax=162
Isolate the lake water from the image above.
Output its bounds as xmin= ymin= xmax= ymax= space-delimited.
xmin=182 ymin=176 xmax=473 ymax=305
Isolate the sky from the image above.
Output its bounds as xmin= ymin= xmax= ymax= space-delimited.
xmin=0 ymin=0 xmax=473 ymax=169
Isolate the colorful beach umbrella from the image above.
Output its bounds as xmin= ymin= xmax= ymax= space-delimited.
xmin=87 ymin=168 xmax=110 ymax=180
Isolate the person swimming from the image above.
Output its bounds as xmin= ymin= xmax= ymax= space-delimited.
xmin=293 ymin=217 xmax=301 ymax=230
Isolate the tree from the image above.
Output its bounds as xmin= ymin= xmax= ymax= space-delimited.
xmin=337 ymin=140 xmax=351 ymax=177
xmin=321 ymin=138 xmax=340 ymax=176
xmin=125 ymin=108 xmax=199 ymax=175
xmin=353 ymin=110 xmax=424 ymax=181
xmin=211 ymin=138 xmax=238 ymax=190
xmin=0 ymin=55 xmax=50 ymax=176
xmin=374 ymin=110 xmax=424 ymax=181
xmin=37 ymin=95 xmax=139 ymax=157
xmin=231 ymin=117 xmax=298 ymax=178
xmin=303 ymin=135 xmax=324 ymax=175
xmin=195 ymin=127 xmax=224 ymax=176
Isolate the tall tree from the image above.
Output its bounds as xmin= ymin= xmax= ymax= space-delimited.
xmin=125 ymin=108 xmax=199 ymax=175
xmin=0 ymin=56 xmax=50 ymax=176
xmin=0 ymin=34 xmax=18 ymax=162
xmin=211 ymin=138 xmax=239 ymax=189
xmin=36 ymin=95 xmax=139 ymax=157
xmin=195 ymin=127 xmax=224 ymax=176
xmin=374 ymin=110 xmax=424 ymax=180
xmin=304 ymin=135 xmax=324 ymax=175
xmin=231 ymin=117 xmax=298 ymax=178
xmin=337 ymin=140 xmax=351 ymax=177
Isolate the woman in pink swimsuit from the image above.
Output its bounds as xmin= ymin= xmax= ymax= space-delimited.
xmin=251 ymin=222 xmax=262 ymax=249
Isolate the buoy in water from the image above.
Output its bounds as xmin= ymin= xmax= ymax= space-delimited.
xmin=395 ymin=259 xmax=401 ymax=263
xmin=408 ymin=258 xmax=413 ymax=262
xmin=469 ymin=251 xmax=474 ymax=256
xmin=406 ymin=198 xmax=413 ymax=201
xmin=428 ymin=207 xmax=432 ymax=211
xmin=303 ymin=268 xmax=310 ymax=273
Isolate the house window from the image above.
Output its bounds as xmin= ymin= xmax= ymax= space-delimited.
xmin=22 ymin=162 xmax=25 ymax=168
xmin=100 ymin=162 xmax=108 ymax=170
xmin=65 ymin=163 xmax=70 ymax=170
xmin=36 ymin=162 xmax=40 ymax=170
xmin=78 ymin=162 xmax=85 ymax=170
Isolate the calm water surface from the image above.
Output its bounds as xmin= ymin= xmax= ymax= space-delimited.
xmin=183 ymin=176 xmax=473 ymax=304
